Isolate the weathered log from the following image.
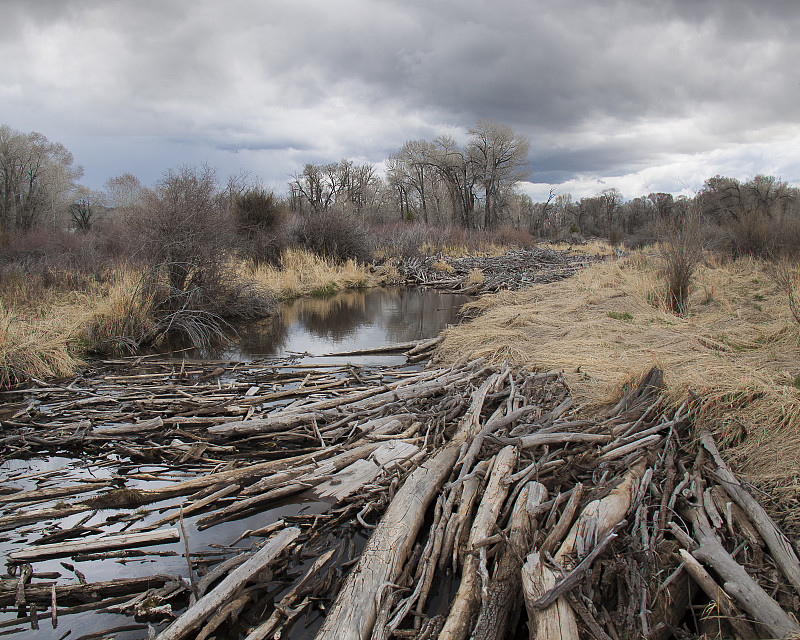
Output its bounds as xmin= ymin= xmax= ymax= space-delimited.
xmin=320 ymin=339 xmax=433 ymax=357
xmin=0 ymin=505 xmax=89 ymax=531
xmin=0 ymin=482 xmax=112 ymax=506
xmin=206 ymin=369 xmax=455 ymax=438
xmin=0 ymin=575 xmax=177 ymax=606
xmin=677 ymin=549 xmax=758 ymax=640
xmin=311 ymin=441 xmax=419 ymax=501
xmin=313 ymin=438 xmax=464 ymax=640
xmin=700 ymin=430 xmax=800 ymax=594
xmin=139 ymin=483 xmax=241 ymax=531
xmin=685 ymin=506 xmax=800 ymax=638
xmin=439 ymin=446 xmax=517 ymax=640
xmin=155 ymin=527 xmax=300 ymax=640
xmin=523 ymin=462 xmax=645 ymax=640
xmin=8 ymin=529 xmax=180 ymax=562
xmin=497 ymin=432 xmax=611 ymax=449
xmin=244 ymin=547 xmax=338 ymax=640
xmin=472 ymin=481 xmax=548 ymax=640
xmin=93 ymin=416 xmax=164 ymax=435
xmin=311 ymin=374 xmax=500 ymax=640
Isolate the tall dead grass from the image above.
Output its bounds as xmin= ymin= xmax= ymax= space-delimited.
xmin=435 ymin=251 xmax=800 ymax=491
xmin=79 ymin=268 xmax=157 ymax=354
xmin=0 ymin=302 xmax=81 ymax=386
xmin=246 ymin=248 xmax=374 ymax=300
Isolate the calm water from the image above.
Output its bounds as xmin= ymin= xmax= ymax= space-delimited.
xmin=220 ymin=286 xmax=471 ymax=364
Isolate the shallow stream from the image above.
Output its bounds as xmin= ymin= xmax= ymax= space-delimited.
xmin=209 ymin=286 xmax=471 ymax=365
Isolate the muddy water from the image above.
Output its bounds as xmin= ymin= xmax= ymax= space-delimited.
xmin=0 ymin=287 xmax=470 ymax=639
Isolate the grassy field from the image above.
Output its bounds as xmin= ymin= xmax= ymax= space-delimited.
xmin=434 ymin=249 xmax=800 ymax=503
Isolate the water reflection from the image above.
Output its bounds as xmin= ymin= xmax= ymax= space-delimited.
xmin=231 ymin=287 xmax=470 ymax=359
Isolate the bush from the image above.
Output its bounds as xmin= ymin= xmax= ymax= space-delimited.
xmin=728 ymin=210 xmax=771 ymax=258
xmin=123 ymin=165 xmax=273 ymax=348
xmin=659 ymin=214 xmax=703 ymax=315
xmin=132 ymin=164 xmax=231 ymax=297
xmin=371 ymin=223 xmax=430 ymax=258
xmin=289 ymin=209 xmax=372 ymax=264
xmin=488 ymin=225 xmax=536 ymax=248
xmin=234 ymin=187 xmax=287 ymax=266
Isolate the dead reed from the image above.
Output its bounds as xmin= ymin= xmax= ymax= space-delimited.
xmin=0 ymin=302 xmax=80 ymax=386
xmin=245 ymin=247 xmax=374 ymax=300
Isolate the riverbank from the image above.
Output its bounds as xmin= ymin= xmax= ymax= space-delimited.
xmin=433 ymin=250 xmax=800 ymax=502
xmin=1 ymin=243 xmax=603 ymax=386
xmin=0 ymin=249 xmax=383 ymax=386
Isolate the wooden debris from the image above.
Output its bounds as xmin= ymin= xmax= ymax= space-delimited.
xmin=1 ymin=355 xmax=798 ymax=640
xmin=155 ymin=527 xmax=300 ymax=640
xmin=8 ymin=529 xmax=180 ymax=562
xmin=398 ymin=247 xmax=601 ymax=294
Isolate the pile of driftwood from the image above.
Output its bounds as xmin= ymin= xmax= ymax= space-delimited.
xmin=1 ymin=351 xmax=799 ymax=639
xmin=398 ymin=247 xmax=600 ymax=294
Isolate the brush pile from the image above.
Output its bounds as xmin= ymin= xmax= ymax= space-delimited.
xmin=398 ymin=247 xmax=600 ymax=293
xmin=1 ymin=353 xmax=798 ymax=639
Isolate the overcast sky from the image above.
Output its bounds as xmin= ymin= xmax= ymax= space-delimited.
xmin=2 ymin=0 xmax=799 ymax=201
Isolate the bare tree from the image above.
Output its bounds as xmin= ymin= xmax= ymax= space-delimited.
xmin=69 ymin=187 xmax=107 ymax=232
xmin=467 ymin=120 xmax=530 ymax=229
xmin=0 ymin=124 xmax=82 ymax=231
xmin=290 ymin=159 xmax=382 ymax=217
xmin=388 ymin=140 xmax=437 ymax=223
xmin=599 ymin=188 xmax=623 ymax=238
xmin=104 ymin=173 xmax=146 ymax=218
xmin=428 ymin=135 xmax=477 ymax=228
xmin=647 ymin=192 xmax=674 ymax=221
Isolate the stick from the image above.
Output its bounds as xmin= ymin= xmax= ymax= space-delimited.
xmin=677 ymin=549 xmax=758 ymax=640
xmin=155 ymin=527 xmax=300 ymax=640
xmin=685 ymin=506 xmax=800 ymax=638
xmin=700 ymin=430 xmax=800 ymax=594
xmin=439 ymin=446 xmax=518 ymax=640
xmin=8 ymin=529 xmax=180 ymax=562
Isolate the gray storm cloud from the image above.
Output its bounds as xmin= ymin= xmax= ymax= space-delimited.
xmin=1 ymin=0 xmax=798 ymax=197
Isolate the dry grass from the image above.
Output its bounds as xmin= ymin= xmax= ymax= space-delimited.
xmin=466 ymin=267 xmax=485 ymax=285
xmin=435 ymin=250 xmax=800 ymax=491
xmin=246 ymin=248 xmax=374 ymax=300
xmin=0 ymin=301 xmax=81 ymax=386
xmin=432 ymin=259 xmax=454 ymax=273
xmin=79 ymin=268 xmax=157 ymax=354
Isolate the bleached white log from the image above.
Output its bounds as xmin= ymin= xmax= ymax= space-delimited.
xmin=438 ymin=446 xmax=517 ymax=640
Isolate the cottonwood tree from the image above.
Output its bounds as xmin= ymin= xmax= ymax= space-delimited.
xmin=599 ymin=187 xmax=623 ymax=238
xmin=290 ymin=159 xmax=382 ymax=218
xmin=104 ymin=173 xmax=145 ymax=213
xmin=467 ymin=120 xmax=530 ymax=229
xmin=383 ymin=121 xmax=531 ymax=230
xmin=387 ymin=140 xmax=438 ymax=223
xmin=648 ymin=192 xmax=674 ymax=221
xmin=427 ymin=135 xmax=477 ymax=228
xmin=69 ymin=187 xmax=107 ymax=232
xmin=0 ymin=124 xmax=83 ymax=231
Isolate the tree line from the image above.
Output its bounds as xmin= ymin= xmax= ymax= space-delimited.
xmin=2 ymin=120 xmax=799 ymax=259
